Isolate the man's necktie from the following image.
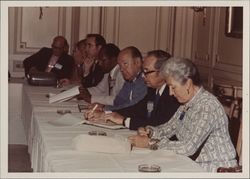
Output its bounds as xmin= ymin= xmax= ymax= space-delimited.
xmin=153 ymin=90 xmax=160 ymax=108
xmin=108 ymin=73 xmax=112 ymax=95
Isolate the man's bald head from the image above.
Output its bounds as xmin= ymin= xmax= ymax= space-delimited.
xmin=51 ymin=36 xmax=68 ymax=57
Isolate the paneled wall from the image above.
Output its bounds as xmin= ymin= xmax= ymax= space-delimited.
xmin=100 ymin=7 xmax=175 ymax=55
xmin=191 ymin=7 xmax=242 ymax=95
xmin=212 ymin=8 xmax=242 ymax=87
xmin=8 ymin=6 xmax=175 ymax=77
xmin=8 ymin=6 xmax=243 ymax=94
xmin=8 ymin=7 xmax=74 ymax=77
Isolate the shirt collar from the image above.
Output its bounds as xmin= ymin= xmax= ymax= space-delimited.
xmin=156 ymin=83 xmax=166 ymax=96
xmin=109 ymin=64 xmax=119 ymax=79
xmin=132 ymin=72 xmax=141 ymax=82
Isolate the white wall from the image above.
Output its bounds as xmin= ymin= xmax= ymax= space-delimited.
xmin=8 ymin=80 xmax=26 ymax=144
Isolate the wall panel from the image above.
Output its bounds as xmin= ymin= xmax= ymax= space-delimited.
xmin=212 ymin=7 xmax=243 ymax=86
xmin=8 ymin=7 xmax=73 ymax=77
xmin=101 ymin=7 xmax=175 ymax=55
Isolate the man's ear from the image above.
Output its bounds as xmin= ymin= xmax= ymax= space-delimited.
xmin=97 ymin=45 xmax=102 ymax=52
xmin=135 ymin=57 xmax=142 ymax=66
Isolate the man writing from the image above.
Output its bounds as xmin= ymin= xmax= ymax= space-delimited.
xmin=86 ymin=50 xmax=180 ymax=130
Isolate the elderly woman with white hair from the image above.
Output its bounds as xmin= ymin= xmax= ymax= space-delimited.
xmin=128 ymin=57 xmax=238 ymax=172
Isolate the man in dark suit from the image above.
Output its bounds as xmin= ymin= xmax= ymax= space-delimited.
xmin=23 ymin=36 xmax=74 ymax=79
xmin=102 ymin=50 xmax=180 ymax=130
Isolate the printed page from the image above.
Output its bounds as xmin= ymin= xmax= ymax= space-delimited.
xmin=82 ymin=119 xmax=126 ymax=130
xmin=49 ymin=85 xmax=80 ymax=104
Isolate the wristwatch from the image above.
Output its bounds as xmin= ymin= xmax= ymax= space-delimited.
xmin=148 ymin=138 xmax=160 ymax=150
xmin=145 ymin=126 xmax=153 ymax=138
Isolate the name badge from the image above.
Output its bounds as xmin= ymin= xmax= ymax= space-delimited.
xmin=147 ymin=101 xmax=154 ymax=118
xmin=54 ymin=63 xmax=63 ymax=70
xmin=109 ymin=79 xmax=116 ymax=89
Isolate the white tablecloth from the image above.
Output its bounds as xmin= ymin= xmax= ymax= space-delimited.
xmin=21 ymin=84 xmax=204 ymax=172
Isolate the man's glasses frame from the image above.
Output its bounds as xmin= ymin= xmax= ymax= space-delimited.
xmin=142 ymin=70 xmax=159 ymax=77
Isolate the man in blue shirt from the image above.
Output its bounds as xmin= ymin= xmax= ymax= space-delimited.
xmin=85 ymin=46 xmax=147 ymax=117
xmin=105 ymin=46 xmax=147 ymax=111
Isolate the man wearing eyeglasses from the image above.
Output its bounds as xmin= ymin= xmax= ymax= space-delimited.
xmin=23 ymin=35 xmax=74 ymax=79
xmin=91 ymin=50 xmax=180 ymax=130
xmin=85 ymin=46 xmax=147 ymax=118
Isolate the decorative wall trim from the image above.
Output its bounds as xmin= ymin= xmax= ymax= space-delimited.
xmin=214 ymin=54 xmax=242 ymax=67
xmin=70 ymin=7 xmax=80 ymax=52
xmin=79 ymin=7 xmax=101 ymax=39
xmin=153 ymin=7 xmax=161 ymax=50
xmin=100 ymin=7 xmax=120 ymax=44
xmin=210 ymin=7 xmax=242 ymax=86
xmin=113 ymin=7 xmax=120 ymax=45
xmin=213 ymin=61 xmax=242 ymax=74
xmin=14 ymin=7 xmax=66 ymax=54
xmin=173 ymin=7 xmax=194 ymax=58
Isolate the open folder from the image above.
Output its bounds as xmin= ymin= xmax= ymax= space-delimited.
xmin=48 ymin=113 xmax=126 ymax=130
xmin=49 ymin=86 xmax=80 ymax=104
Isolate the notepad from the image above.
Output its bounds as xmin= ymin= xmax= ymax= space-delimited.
xmin=48 ymin=113 xmax=126 ymax=129
xmin=83 ymin=119 xmax=126 ymax=130
xmin=49 ymin=85 xmax=80 ymax=103
xmin=48 ymin=113 xmax=84 ymax=126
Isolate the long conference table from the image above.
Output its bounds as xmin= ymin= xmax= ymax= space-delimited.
xmin=21 ymin=82 xmax=205 ymax=173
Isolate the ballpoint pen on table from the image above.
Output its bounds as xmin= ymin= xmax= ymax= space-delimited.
xmin=90 ymin=104 xmax=98 ymax=114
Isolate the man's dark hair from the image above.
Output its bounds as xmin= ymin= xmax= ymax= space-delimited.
xmin=76 ymin=39 xmax=86 ymax=48
xmin=86 ymin=34 xmax=106 ymax=47
xmin=99 ymin=43 xmax=120 ymax=61
xmin=147 ymin=50 xmax=171 ymax=70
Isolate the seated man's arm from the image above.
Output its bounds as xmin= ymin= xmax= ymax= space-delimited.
xmin=23 ymin=48 xmax=46 ymax=76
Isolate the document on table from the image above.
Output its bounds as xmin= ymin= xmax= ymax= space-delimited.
xmin=82 ymin=119 xmax=126 ymax=130
xmin=49 ymin=85 xmax=80 ymax=104
xmin=48 ymin=113 xmax=126 ymax=129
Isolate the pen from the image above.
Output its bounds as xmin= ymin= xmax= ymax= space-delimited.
xmin=86 ymin=104 xmax=98 ymax=120
xmin=90 ymin=104 xmax=98 ymax=114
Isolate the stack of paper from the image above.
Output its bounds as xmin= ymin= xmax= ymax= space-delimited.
xmin=49 ymin=86 xmax=80 ymax=104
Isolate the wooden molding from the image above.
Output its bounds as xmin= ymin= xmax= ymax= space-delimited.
xmin=14 ymin=7 xmax=67 ymax=54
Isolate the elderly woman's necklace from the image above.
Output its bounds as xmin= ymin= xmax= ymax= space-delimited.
xmin=179 ymin=87 xmax=202 ymax=121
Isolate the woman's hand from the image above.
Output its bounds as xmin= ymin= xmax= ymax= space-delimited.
xmin=128 ymin=135 xmax=150 ymax=148
xmin=103 ymin=112 xmax=125 ymax=125
xmin=137 ymin=127 xmax=151 ymax=136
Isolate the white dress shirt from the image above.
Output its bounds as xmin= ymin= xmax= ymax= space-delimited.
xmin=89 ymin=65 xmax=125 ymax=105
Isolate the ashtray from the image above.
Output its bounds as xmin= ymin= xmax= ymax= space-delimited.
xmin=138 ymin=164 xmax=161 ymax=172
xmin=88 ymin=130 xmax=107 ymax=136
xmin=57 ymin=109 xmax=71 ymax=115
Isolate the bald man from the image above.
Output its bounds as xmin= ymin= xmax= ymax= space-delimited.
xmin=23 ymin=36 xmax=74 ymax=79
